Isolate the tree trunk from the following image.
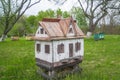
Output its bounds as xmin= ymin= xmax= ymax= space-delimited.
xmin=86 ymin=20 xmax=96 ymax=38
xmin=86 ymin=25 xmax=96 ymax=38
xmin=0 ymin=34 xmax=6 ymax=42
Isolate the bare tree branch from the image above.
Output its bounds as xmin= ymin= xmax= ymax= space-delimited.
xmin=0 ymin=0 xmax=41 ymax=41
xmin=90 ymin=0 xmax=93 ymax=15
xmin=85 ymin=0 xmax=89 ymax=13
xmin=95 ymin=11 xmax=107 ymax=26
xmin=93 ymin=2 xmax=103 ymax=13
xmin=77 ymin=0 xmax=110 ymax=33
xmin=78 ymin=0 xmax=90 ymax=19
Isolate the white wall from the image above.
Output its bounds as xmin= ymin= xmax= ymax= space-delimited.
xmin=35 ymin=41 xmax=53 ymax=63
xmin=53 ymin=39 xmax=84 ymax=62
xmin=35 ymin=39 xmax=84 ymax=63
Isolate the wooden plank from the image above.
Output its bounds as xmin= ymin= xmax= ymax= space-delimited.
xmin=64 ymin=19 xmax=70 ymax=35
xmin=59 ymin=20 xmax=67 ymax=36
xmin=74 ymin=23 xmax=85 ymax=36
xmin=43 ymin=22 xmax=56 ymax=37
xmin=54 ymin=23 xmax=64 ymax=36
xmin=48 ymin=22 xmax=64 ymax=37
xmin=42 ymin=18 xmax=60 ymax=22
xmin=36 ymin=56 xmax=83 ymax=70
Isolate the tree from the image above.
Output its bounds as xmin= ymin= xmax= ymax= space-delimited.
xmin=71 ymin=7 xmax=87 ymax=33
xmin=56 ymin=8 xmax=62 ymax=17
xmin=63 ymin=11 xmax=70 ymax=18
xmin=26 ymin=15 xmax=36 ymax=27
xmin=56 ymin=9 xmax=70 ymax=18
xmin=78 ymin=0 xmax=110 ymax=37
xmin=37 ymin=9 xmax=55 ymax=21
xmin=108 ymin=11 xmax=119 ymax=27
xmin=71 ymin=7 xmax=87 ymax=27
xmin=26 ymin=15 xmax=37 ymax=34
xmin=9 ymin=15 xmax=32 ymax=37
xmin=0 ymin=0 xmax=41 ymax=41
xmin=49 ymin=0 xmax=111 ymax=36
xmin=107 ymin=0 xmax=120 ymax=25
xmin=10 ymin=23 xmax=24 ymax=37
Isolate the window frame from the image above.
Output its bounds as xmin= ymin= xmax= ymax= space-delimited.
xmin=75 ymin=42 xmax=81 ymax=52
xmin=69 ymin=28 xmax=73 ymax=33
xmin=40 ymin=28 xmax=44 ymax=34
xmin=68 ymin=24 xmax=74 ymax=33
xmin=45 ymin=45 xmax=50 ymax=54
xmin=57 ymin=43 xmax=64 ymax=54
xmin=36 ymin=44 xmax=41 ymax=53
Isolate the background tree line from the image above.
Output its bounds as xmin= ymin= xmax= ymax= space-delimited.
xmin=1 ymin=7 xmax=120 ymax=38
xmin=0 ymin=0 xmax=120 ymax=41
xmin=3 ymin=8 xmax=87 ymax=37
xmin=0 ymin=0 xmax=41 ymax=41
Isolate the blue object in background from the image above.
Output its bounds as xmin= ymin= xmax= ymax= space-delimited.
xmin=94 ymin=32 xmax=104 ymax=40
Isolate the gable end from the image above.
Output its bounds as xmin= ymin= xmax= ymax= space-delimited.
xmin=35 ymin=26 xmax=49 ymax=37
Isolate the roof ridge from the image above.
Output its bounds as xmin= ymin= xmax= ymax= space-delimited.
xmin=42 ymin=18 xmax=60 ymax=22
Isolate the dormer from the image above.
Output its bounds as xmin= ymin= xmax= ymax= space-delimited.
xmin=35 ymin=26 xmax=48 ymax=37
xmin=67 ymin=23 xmax=75 ymax=36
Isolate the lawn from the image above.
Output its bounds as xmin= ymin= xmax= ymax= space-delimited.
xmin=0 ymin=35 xmax=120 ymax=80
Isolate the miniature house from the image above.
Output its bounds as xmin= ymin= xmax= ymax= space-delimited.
xmin=34 ymin=17 xmax=85 ymax=79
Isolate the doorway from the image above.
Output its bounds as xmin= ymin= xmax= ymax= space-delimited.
xmin=69 ymin=43 xmax=73 ymax=57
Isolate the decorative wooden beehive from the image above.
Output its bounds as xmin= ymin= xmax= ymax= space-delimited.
xmin=34 ymin=17 xmax=85 ymax=79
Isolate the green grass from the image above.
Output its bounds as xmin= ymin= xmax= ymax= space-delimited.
xmin=0 ymin=35 xmax=120 ymax=80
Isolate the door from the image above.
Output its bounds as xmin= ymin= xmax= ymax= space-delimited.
xmin=69 ymin=43 xmax=73 ymax=57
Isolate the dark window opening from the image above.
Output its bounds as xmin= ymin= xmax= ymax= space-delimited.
xmin=69 ymin=43 xmax=73 ymax=57
xmin=45 ymin=45 xmax=50 ymax=54
xmin=69 ymin=28 xmax=73 ymax=33
xmin=45 ymin=31 xmax=47 ymax=34
xmin=36 ymin=44 xmax=41 ymax=52
xmin=58 ymin=43 xmax=64 ymax=53
xmin=68 ymin=24 xmax=74 ymax=33
xmin=40 ymin=28 xmax=44 ymax=34
xmin=75 ymin=42 xmax=81 ymax=52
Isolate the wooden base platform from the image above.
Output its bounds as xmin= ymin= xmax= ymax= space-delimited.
xmin=37 ymin=65 xmax=82 ymax=80
xmin=36 ymin=56 xmax=83 ymax=80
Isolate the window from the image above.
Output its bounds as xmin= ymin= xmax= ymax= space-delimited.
xmin=45 ymin=45 xmax=50 ymax=54
xmin=40 ymin=28 xmax=47 ymax=34
xmin=45 ymin=31 xmax=47 ymax=34
xmin=36 ymin=44 xmax=41 ymax=52
xmin=68 ymin=24 xmax=74 ymax=33
xmin=58 ymin=43 xmax=64 ymax=53
xmin=40 ymin=28 xmax=44 ymax=34
xmin=75 ymin=42 xmax=81 ymax=52
xmin=69 ymin=28 xmax=73 ymax=33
